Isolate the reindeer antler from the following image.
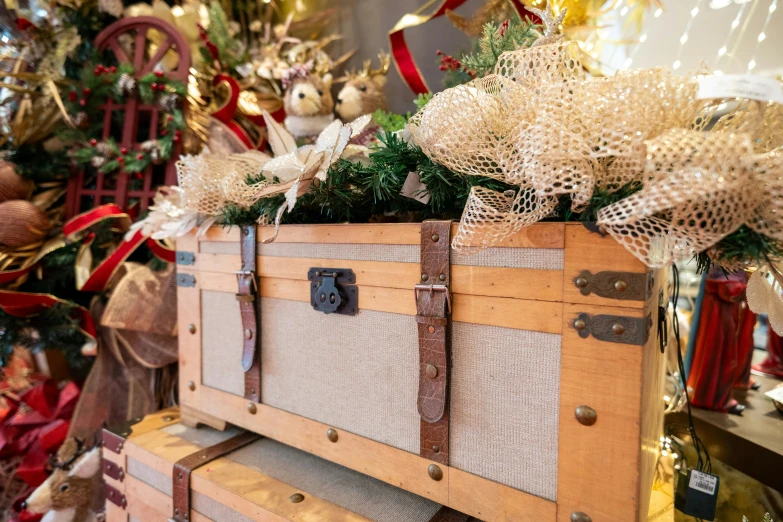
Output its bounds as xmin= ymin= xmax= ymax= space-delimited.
xmin=49 ymin=438 xmax=90 ymax=471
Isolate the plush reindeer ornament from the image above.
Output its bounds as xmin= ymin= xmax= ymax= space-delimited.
xmin=23 ymin=438 xmax=102 ymax=522
xmin=335 ymin=52 xmax=390 ymax=122
xmin=282 ymin=62 xmax=335 ymax=140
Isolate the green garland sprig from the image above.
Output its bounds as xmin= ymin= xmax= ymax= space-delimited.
xmin=65 ymin=62 xmax=187 ymax=174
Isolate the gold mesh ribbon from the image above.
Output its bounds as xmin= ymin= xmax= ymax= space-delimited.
xmin=597 ymin=101 xmax=783 ymax=267
xmin=410 ymin=41 xmax=710 ymax=254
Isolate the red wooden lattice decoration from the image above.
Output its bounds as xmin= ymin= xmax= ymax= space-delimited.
xmin=66 ymin=17 xmax=191 ymax=218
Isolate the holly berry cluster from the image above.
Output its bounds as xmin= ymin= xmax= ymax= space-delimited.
xmin=66 ymin=61 xmax=188 ymax=175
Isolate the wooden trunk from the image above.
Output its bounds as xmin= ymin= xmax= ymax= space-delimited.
xmin=175 ymin=222 xmax=666 ymax=522
xmin=103 ymin=408 xmax=476 ymax=522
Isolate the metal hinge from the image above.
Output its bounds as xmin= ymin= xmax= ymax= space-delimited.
xmin=573 ymin=270 xmax=654 ymax=302
xmin=176 ymin=251 xmax=195 ymax=265
xmin=572 ymin=312 xmax=652 ymax=346
xmin=102 ymin=416 xmax=143 ymax=454
xmin=308 ymin=268 xmax=358 ymax=316
xmin=104 ymin=483 xmax=127 ymax=509
xmin=103 ymin=458 xmax=125 ymax=482
xmin=177 ymin=273 xmax=196 ymax=287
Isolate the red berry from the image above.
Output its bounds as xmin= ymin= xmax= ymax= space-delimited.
xmin=150 ymin=82 xmax=158 ymax=90
xmin=90 ymin=139 xmax=97 ymax=146
xmin=69 ymin=91 xmax=77 ymax=102
xmin=82 ymin=87 xmax=91 ymax=96
xmin=154 ymin=70 xmax=164 ymax=78
xmin=175 ymin=130 xmax=182 ymax=136
xmin=160 ymin=129 xmax=167 ymax=136
xmin=120 ymin=147 xmax=128 ymax=154
xmin=173 ymin=136 xmax=181 ymax=143
xmin=167 ymin=115 xmax=173 ymax=122
xmin=137 ymin=153 xmax=144 ymax=160
xmin=109 ymin=66 xmax=117 ymax=73
xmin=117 ymin=157 xmax=124 ymax=163
xmin=79 ymin=99 xmax=87 ymax=107
xmin=94 ymin=66 xmax=102 ymax=75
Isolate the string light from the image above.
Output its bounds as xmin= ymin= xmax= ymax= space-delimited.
xmin=712 ymin=0 xmax=751 ymax=69
xmin=654 ymin=8 xmax=663 ymax=17
xmin=747 ymin=0 xmax=778 ymax=71
xmin=673 ymin=0 xmax=706 ymax=71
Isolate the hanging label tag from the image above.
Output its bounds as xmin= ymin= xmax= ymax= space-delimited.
xmin=697 ymin=75 xmax=783 ymax=104
xmin=675 ymin=469 xmax=720 ymax=521
xmin=400 ymin=172 xmax=431 ymax=204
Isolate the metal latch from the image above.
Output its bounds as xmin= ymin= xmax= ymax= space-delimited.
xmin=572 ymin=312 xmax=652 ymax=346
xmin=573 ymin=270 xmax=653 ymax=301
xmin=176 ymin=273 xmax=196 ymax=287
xmin=308 ymin=268 xmax=358 ymax=315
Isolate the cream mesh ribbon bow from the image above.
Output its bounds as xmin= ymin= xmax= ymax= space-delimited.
xmin=175 ymin=112 xmax=371 ymax=240
xmin=410 ymin=39 xmax=710 ymax=254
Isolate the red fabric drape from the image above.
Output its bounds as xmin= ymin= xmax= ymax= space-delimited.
xmin=753 ymin=329 xmax=783 ymax=379
xmin=687 ymin=276 xmax=747 ymax=412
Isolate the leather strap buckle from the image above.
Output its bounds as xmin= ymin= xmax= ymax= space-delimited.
xmin=413 ymin=284 xmax=451 ymax=316
xmin=235 ymin=270 xmax=258 ymax=293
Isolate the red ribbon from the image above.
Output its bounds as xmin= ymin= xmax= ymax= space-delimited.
xmin=389 ymin=0 xmax=542 ymax=94
xmin=0 ymin=290 xmax=97 ymax=341
xmin=145 ymin=238 xmax=176 ymax=263
xmin=212 ymin=75 xmax=256 ymax=150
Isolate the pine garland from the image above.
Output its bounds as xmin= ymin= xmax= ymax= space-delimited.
xmin=694 ymin=226 xmax=783 ymax=274
xmin=460 ymin=18 xmax=539 ymax=78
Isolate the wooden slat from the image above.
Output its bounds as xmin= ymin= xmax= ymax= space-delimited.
xmin=126 ymin=475 xmax=214 ymax=522
xmin=557 ymin=303 xmax=646 ymax=522
xmin=127 ymin=428 xmax=370 ymax=521
xmin=192 ymin=272 xmax=562 ymax=334
xmin=105 ymin=500 xmax=129 ymax=522
xmin=563 ymin=223 xmax=650 ymax=309
xmin=198 ymin=223 xmax=565 ymax=249
xmin=193 ymin=255 xmax=563 ymax=303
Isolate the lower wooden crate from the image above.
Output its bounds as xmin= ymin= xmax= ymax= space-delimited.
xmin=103 ymin=408 xmax=477 ymax=522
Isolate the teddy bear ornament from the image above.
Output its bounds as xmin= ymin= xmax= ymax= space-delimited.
xmin=335 ymin=52 xmax=390 ymax=122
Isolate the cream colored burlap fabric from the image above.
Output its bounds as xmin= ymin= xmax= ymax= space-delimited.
xmin=410 ymin=41 xmax=710 ymax=254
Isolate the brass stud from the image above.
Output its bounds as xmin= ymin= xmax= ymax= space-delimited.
xmin=432 ymin=445 xmax=440 ymax=453
xmin=428 ymin=464 xmax=443 ymax=481
xmin=421 ymin=274 xmax=429 ymax=281
xmin=428 ymin=326 xmax=435 ymax=333
xmin=244 ymin=328 xmax=253 ymax=340
xmin=119 ymin=470 xmax=125 ymax=481
xmin=574 ymin=277 xmax=588 ymax=288
xmin=612 ymin=323 xmax=625 ymax=335
xmin=571 ymin=512 xmax=592 ymax=522
xmin=438 ymin=273 xmax=446 ymax=281
xmin=575 ymin=405 xmax=597 ymax=426
xmin=425 ymin=364 xmax=438 ymax=379
xmin=188 ymin=324 xmax=196 ymax=334
xmin=431 ymin=233 xmax=440 ymax=242
xmin=187 ymin=381 xmax=195 ymax=391
xmin=614 ymin=280 xmax=627 ymax=292
xmin=178 ymin=472 xmax=183 ymax=479
xmin=573 ymin=319 xmax=586 ymax=331
xmin=247 ymin=402 xmax=257 ymax=414
xmin=289 ymin=493 xmax=305 ymax=503
xmin=121 ymin=498 xmax=127 ymax=508
xmin=163 ymin=415 xmax=174 ymax=422
xmin=327 ymin=428 xmax=338 ymax=443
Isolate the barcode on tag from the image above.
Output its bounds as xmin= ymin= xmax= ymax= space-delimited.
xmin=689 ymin=470 xmax=718 ymax=495
xmin=697 ymin=75 xmax=783 ymax=104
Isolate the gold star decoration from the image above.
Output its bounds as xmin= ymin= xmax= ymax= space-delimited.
xmin=529 ymin=6 xmax=567 ymax=47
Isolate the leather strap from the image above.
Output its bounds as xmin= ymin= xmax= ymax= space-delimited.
xmin=237 ymin=225 xmax=261 ymax=402
xmin=171 ymin=431 xmax=260 ymax=522
xmin=428 ymin=506 xmax=472 ymax=522
xmin=416 ymin=220 xmax=452 ymax=465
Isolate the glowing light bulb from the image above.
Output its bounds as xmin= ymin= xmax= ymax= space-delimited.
xmin=758 ymin=32 xmax=767 ymax=42
xmin=718 ymin=46 xmax=727 ymax=56
xmin=663 ymin=395 xmax=671 ymax=402
xmin=625 ymin=58 xmax=633 ymax=67
xmin=654 ymin=8 xmax=663 ymax=17
xmin=639 ymin=34 xmax=648 ymax=43
xmin=692 ymin=7 xmax=700 ymax=16
xmin=621 ymin=6 xmax=629 ymax=16
xmin=770 ymin=3 xmax=778 ymax=12
xmin=680 ymin=34 xmax=689 ymax=44
xmin=673 ymin=60 xmax=681 ymax=70
xmin=748 ymin=59 xmax=756 ymax=70
xmin=672 ymin=453 xmax=679 ymax=459
xmin=732 ymin=19 xmax=740 ymax=28
xmin=715 ymin=70 xmax=724 ymax=75
xmin=661 ymin=449 xmax=668 ymax=457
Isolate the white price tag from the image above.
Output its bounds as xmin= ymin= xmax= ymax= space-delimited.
xmin=400 ymin=172 xmax=431 ymax=205
xmin=689 ymin=470 xmax=718 ymax=495
xmin=765 ymin=385 xmax=783 ymax=403
xmin=697 ymin=75 xmax=783 ymax=104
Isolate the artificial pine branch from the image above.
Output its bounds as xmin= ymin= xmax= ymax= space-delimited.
xmin=461 ymin=18 xmax=539 ymax=78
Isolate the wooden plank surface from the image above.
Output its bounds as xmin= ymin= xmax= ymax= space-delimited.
xmin=191 ymin=272 xmax=562 ymax=333
xmin=196 ymin=223 xmax=565 ymax=249
xmin=563 ymin=223 xmax=650 ymax=309
xmin=557 ymin=303 xmax=646 ymax=522
xmin=126 ymin=475 xmax=215 ymax=522
xmin=193 ymin=255 xmax=563 ymax=302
